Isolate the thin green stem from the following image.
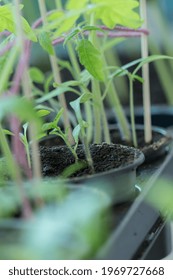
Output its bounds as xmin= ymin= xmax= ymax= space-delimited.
xmin=100 ymin=101 xmax=111 ymax=143
xmin=14 ymin=0 xmax=42 ymax=181
xmin=89 ymin=14 xmax=109 ymax=143
xmin=0 ymin=124 xmax=20 ymax=181
xmin=129 ymin=75 xmax=137 ymax=147
xmin=0 ymin=123 xmax=32 ymax=219
xmin=92 ymin=81 xmax=102 ymax=143
xmin=66 ymin=42 xmax=93 ymax=143
xmin=105 ymin=48 xmax=128 ymax=101
xmin=55 ymin=0 xmax=63 ymax=9
xmin=0 ymin=47 xmax=19 ymax=95
xmin=38 ymin=0 xmax=74 ymax=145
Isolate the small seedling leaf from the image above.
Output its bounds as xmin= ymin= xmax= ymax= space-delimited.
xmin=60 ymin=161 xmax=87 ymax=179
xmin=53 ymin=108 xmax=64 ymax=126
xmin=64 ymin=28 xmax=80 ymax=45
xmin=81 ymin=25 xmax=105 ymax=33
xmin=80 ymin=93 xmax=93 ymax=103
xmin=3 ymin=129 xmax=14 ymax=136
xmin=37 ymin=86 xmax=71 ymax=103
xmin=29 ymin=67 xmax=44 ymax=84
xmin=37 ymin=110 xmax=51 ymax=118
xmin=72 ymin=124 xmax=81 ymax=144
xmin=133 ymin=55 xmax=173 ymax=75
xmin=42 ymin=122 xmax=55 ymax=132
xmin=132 ymin=74 xmax=144 ymax=83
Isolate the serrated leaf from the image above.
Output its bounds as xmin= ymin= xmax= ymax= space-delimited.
xmin=91 ymin=0 xmax=141 ymax=29
xmin=0 ymin=4 xmax=37 ymax=42
xmin=66 ymin=0 xmax=88 ymax=10
xmin=47 ymin=9 xmax=79 ymax=38
xmin=38 ymin=31 xmax=54 ymax=55
xmin=76 ymin=39 xmax=104 ymax=81
xmin=53 ymin=14 xmax=79 ymax=38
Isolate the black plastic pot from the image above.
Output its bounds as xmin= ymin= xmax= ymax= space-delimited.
xmin=96 ymin=134 xmax=173 ymax=260
xmin=109 ymin=124 xmax=172 ymax=163
xmin=39 ymin=143 xmax=144 ymax=205
xmin=108 ymin=105 xmax=173 ymax=129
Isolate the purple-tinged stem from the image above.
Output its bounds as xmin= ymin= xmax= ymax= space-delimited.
xmin=8 ymin=41 xmax=32 ymax=179
xmin=0 ymin=40 xmax=15 ymax=56
xmin=0 ymin=31 xmax=11 ymax=37
xmin=100 ymin=25 xmax=149 ymax=35
xmin=52 ymin=28 xmax=149 ymax=46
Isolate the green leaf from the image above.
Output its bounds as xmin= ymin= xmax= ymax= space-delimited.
xmin=37 ymin=110 xmax=50 ymax=118
xmin=110 ymin=55 xmax=173 ymax=79
xmin=132 ymin=55 xmax=173 ymax=75
xmin=72 ymin=124 xmax=81 ymax=144
xmin=60 ymin=161 xmax=87 ymax=179
xmin=53 ymin=108 xmax=64 ymax=126
xmin=80 ymin=69 xmax=92 ymax=86
xmin=70 ymin=97 xmax=81 ymax=121
xmin=53 ymin=14 xmax=79 ymax=38
xmin=21 ymin=17 xmax=37 ymax=42
xmin=3 ymin=129 xmax=14 ymax=136
xmin=38 ymin=31 xmax=54 ymax=55
xmin=0 ymin=96 xmax=41 ymax=128
xmin=132 ymin=74 xmax=144 ymax=83
xmin=29 ymin=67 xmax=44 ymax=84
xmin=81 ymin=25 xmax=105 ymax=33
xmin=76 ymin=39 xmax=104 ymax=81
xmin=0 ymin=4 xmax=37 ymax=42
xmin=47 ymin=9 xmax=79 ymax=38
xmin=42 ymin=122 xmax=55 ymax=132
xmin=47 ymin=10 xmax=64 ymax=22
xmin=91 ymin=0 xmax=141 ymax=29
xmin=80 ymin=93 xmax=93 ymax=103
xmin=66 ymin=0 xmax=88 ymax=10
xmin=37 ymin=86 xmax=79 ymax=103
xmin=64 ymin=28 xmax=80 ymax=45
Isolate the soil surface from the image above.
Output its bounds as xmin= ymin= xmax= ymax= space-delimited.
xmin=110 ymin=128 xmax=172 ymax=162
xmin=39 ymin=143 xmax=141 ymax=178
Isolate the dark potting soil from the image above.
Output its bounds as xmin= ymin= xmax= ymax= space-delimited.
xmin=39 ymin=143 xmax=140 ymax=178
xmin=110 ymin=129 xmax=172 ymax=161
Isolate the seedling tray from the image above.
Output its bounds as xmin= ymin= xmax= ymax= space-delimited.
xmin=97 ymin=141 xmax=173 ymax=260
